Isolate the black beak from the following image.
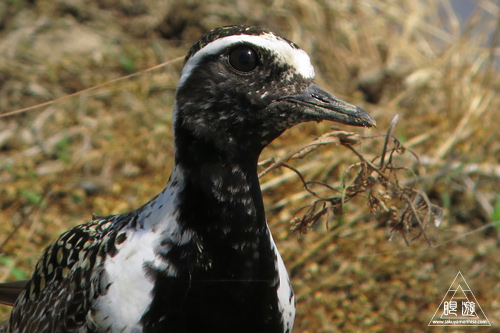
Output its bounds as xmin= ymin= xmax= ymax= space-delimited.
xmin=280 ymin=83 xmax=376 ymax=128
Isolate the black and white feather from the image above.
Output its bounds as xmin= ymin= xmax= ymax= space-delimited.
xmin=0 ymin=25 xmax=375 ymax=333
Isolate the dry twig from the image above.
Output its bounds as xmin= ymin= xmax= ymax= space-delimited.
xmin=260 ymin=115 xmax=442 ymax=246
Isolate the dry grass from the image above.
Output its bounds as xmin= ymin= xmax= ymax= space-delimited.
xmin=1 ymin=0 xmax=500 ymax=330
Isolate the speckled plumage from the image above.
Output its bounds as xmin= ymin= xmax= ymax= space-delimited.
xmin=8 ymin=217 xmax=124 ymax=332
xmin=0 ymin=25 xmax=374 ymax=332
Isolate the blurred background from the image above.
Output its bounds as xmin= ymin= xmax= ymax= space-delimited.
xmin=0 ymin=0 xmax=499 ymax=331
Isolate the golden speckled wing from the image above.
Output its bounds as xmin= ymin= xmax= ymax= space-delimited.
xmin=7 ymin=217 xmax=126 ymax=332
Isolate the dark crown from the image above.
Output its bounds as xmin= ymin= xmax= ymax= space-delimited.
xmin=184 ymin=25 xmax=300 ymax=63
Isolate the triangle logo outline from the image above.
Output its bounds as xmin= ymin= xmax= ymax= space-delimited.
xmin=428 ymin=271 xmax=491 ymax=326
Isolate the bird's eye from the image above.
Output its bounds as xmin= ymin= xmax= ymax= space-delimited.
xmin=228 ymin=46 xmax=258 ymax=72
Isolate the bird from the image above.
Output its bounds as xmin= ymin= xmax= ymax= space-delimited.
xmin=0 ymin=25 xmax=375 ymax=332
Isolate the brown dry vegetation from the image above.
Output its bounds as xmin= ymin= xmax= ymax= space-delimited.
xmin=1 ymin=0 xmax=499 ymax=331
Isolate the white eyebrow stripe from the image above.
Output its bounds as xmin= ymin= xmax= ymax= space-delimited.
xmin=177 ymin=33 xmax=315 ymax=88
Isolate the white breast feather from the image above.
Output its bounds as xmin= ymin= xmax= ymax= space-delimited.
xmin=269 ymin=229 xmax=295 ymax=331
xmin=91 ymin=167 xmax=187 ymax=332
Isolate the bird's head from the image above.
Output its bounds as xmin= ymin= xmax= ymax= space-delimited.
xmin=174 ymin=25 xmax=375 ymax=159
